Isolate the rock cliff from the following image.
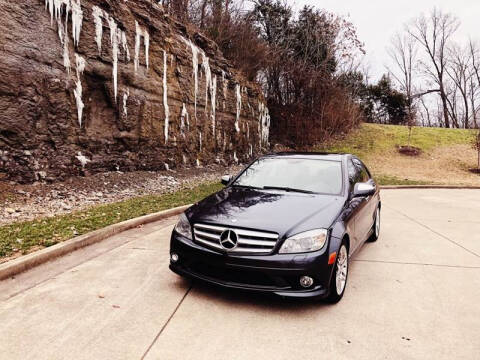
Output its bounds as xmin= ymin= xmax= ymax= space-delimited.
xmin=0 ymin=0 xmax=270 ymax=183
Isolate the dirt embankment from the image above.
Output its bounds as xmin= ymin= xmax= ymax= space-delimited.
xmin=1 ymin=164 xmax=241 ymax=226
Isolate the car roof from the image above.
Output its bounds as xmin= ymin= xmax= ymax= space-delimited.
xmin=263 ymin=152 xmax=349 ymax=161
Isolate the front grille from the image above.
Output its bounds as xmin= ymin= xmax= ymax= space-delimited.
xmin=187 ymin=262 xmax=278 ymax=288
xmin=193 ymin=223 xmax=278 ymax=254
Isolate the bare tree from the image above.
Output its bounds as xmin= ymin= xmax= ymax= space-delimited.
xmin=446 ymin=44 xmax=475 ymax=128
xmin=387 ymin=32 xmax=418 ymax=144
xmin=407 ymin=8 xmax=460 ymax=128
xmin=469 ymin=40 xmax=480 ymax=128
xmin=419 ymin=96 xmax=432 ymax=127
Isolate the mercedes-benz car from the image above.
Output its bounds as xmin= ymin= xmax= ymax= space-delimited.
xmin=169 ymin=153 xmax=380 ymax=303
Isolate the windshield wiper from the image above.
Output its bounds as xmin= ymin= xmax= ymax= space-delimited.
xmin=231 ymin=184 xmax=263 ymax=190
xmin=262 ymin=186 xmax=315 ymax=194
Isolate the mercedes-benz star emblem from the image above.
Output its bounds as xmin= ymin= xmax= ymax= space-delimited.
xmin=219 ymin=229 xmax=238 ymax=250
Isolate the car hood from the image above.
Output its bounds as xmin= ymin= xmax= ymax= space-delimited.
xmin=187 ymin=187 xmax=346 ymax=237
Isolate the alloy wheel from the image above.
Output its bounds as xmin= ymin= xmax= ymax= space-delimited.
xmin=375 ymin=207 xmax=380 ymax=238
xmin=335 ymin=245 xmax=348 ymax=295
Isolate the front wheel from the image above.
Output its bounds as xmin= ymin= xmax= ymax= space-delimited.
xmin=368 ymin=206 xmax=380 ymax=242
xmin=326 ymin=242 xmax=349 ymax=303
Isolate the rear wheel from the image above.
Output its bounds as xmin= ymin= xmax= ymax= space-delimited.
xmin=326 ymin=242 xmax=349 ymax=303
xmin=368 ymin=206 xmax=380 ymax=242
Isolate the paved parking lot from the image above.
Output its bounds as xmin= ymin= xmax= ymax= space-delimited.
xmin=0 ymin=189 xmax=479 ymax=360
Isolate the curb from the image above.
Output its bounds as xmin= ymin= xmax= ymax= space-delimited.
xmin=380 ymin=185 xmax=480 ymax=190
xmin=0 ymin=204 xmax=190 ymax=281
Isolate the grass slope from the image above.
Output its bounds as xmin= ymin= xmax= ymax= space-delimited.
xmin=0 ymin=182 xmax=222 ymax=260
xmin=317 ymin=123 xmax=479 ymax=186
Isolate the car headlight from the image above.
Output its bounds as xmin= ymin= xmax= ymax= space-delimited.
xmin=279 ymin=229 xmax=328 ymax=254
xmin=174 ymin=213 xmax=192 ymax=240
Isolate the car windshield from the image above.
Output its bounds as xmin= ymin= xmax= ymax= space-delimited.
xmin=233 ymin=158 xmax=343 ymax=195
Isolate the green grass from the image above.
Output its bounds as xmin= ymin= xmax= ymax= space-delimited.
xmin=0 ymin=182 xmax=223 ymax=258
xmin=375 ymin=175 xmax=431 ymax=186
xmin=316 ymin=123 xmax=479 ymax=186
xmin=319 ymin=123 xmax=476 ymax=158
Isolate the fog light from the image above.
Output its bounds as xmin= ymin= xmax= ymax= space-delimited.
xmin=299 ymin=276 xmax=314 ymax=288
xmin=171 ymin=253 xmax=179 ymax=263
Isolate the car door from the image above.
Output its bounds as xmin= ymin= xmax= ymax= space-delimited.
xmin=352 ymin=158 xmax=376 ymax=243
xmin=357 ymin=159 xmax=378 ymax=231
xmin=346 ymin=158 xmax=370 ymax=252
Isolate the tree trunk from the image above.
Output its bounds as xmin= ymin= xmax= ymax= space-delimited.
xmin=440 ymin=87 xmax=450 ymax=128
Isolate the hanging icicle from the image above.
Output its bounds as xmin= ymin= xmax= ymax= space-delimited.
xmin=134 ymin=21 xmax=149 ymax=72
xmin=163 ymin=50 xmax=170 ymax=143
xmin=180 ymin=36 xmax=201 ymax=119
xmin=73 ymin=53 xmax=86 ymax=127
xmin=92 ymin=5 xmax=103 ymax=54
xmin=235 ymin=84 xmax=242 ymax=133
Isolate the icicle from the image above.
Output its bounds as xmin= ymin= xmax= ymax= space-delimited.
xmin=235 ymin=84 xmax=241 ymax=132
xmin=134 ymin=21 xmax=149 ymax=72
xmin=233 ymin=151 xmax=238 ymax=163
xmin=45 ymin=0 xmax=83 ymax=65
xmin=182 ymin=154 xmax=187 ymax=165
xmin=163 ymin=50 xmax=170 ymax=144
xmin=58 ymin=16 xmax=71 ymax=73
xmin=122 ymin=89 xmax=129 ymax=117
xmin=196 ymin=159 xmax=201 ymax=167
xmin=184 ymin=103 xmax=190 ymax=130
xmin=201 ymin=53 xmax=211 ymax=114
xmin=211 ymin=75 xmax=217 ymax=134
xmin=121 ymin=31 xmax=130 ymax=61
xmin=199 ymin=132 xmax=202 ymax=151
xmin=73 ymin=53 xmax=85 ymax=126
xmin=222 ymin=70 xmax=227 ymax=110
xmin=144 ymin=31 xmax=149 ymax=69
xmin=92 ymin=6 xmax=103 ymax=54
xmin=70 ymin=0 xmax=83 ymax=47
xmin=134 ymin=21 xmax=140 ymax=71
xmin=76 ymin=152 xmax=90 ymax=168
xmin=181 ymin=36 xmax=200 ymax=119
xmin=106 ymin=15 xmax=119 ymax=101
xmin=249 ymin=144 xmax=253 ymax=157
xmin=180 ymin=103 xmax=188 ymax=137
xmin=45 ymin=0 xmax=65 ymax=25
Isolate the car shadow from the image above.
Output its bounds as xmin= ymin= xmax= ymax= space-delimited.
xmin=173 ymin=255 xmax=364 ymax=312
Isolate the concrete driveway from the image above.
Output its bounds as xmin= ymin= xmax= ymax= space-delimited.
xmin=0 ymin=189 xmax=479 ymax=360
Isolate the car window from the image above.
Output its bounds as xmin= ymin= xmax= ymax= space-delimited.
xmin=347 ymin=159 xmax=361 ymax=191
xmin=353 ymin=159 xmax=370 ymax=182
xmin=233 ymin=158 xmax=343 ymax=195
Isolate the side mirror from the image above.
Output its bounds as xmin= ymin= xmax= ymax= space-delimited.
xmin=353 ymin=182 xmax=375 ymax=198
xmin=221 ymin=175 xmax=232 ymax=185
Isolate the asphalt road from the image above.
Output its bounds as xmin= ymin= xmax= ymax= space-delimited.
xmin=1 ymin=189 xmax=479 ymax=360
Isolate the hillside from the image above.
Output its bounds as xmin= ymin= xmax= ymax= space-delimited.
xmin=318 ymin=123 xmax=479 ymax=186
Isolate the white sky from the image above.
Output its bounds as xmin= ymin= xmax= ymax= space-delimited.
xmin=292 ymin=0 xmax=480 ymax=82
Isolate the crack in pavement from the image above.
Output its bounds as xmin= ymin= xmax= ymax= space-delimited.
xmin=141 ymin=284 xmax=193 ymax=360
xmin=353 ymin=259 xmax=480 ymax=269
xmin=384 ymin=204 xmax=480 ymax=258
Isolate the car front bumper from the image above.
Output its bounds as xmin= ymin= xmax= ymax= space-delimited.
xmin=169 ymin=231 xmax=336 ymax=299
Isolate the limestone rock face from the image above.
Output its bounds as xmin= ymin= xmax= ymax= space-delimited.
xmin=0 ymin=0 xmax=270 ymax=183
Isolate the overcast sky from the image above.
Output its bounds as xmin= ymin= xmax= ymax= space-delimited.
xmin=292 ymin=0 xmax=480 ymax=81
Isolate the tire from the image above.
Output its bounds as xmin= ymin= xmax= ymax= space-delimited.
xmin=368 ymin=206 xmax=380 ymax=242
xmin=326 ymin=242 xmax=349 ymax=304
